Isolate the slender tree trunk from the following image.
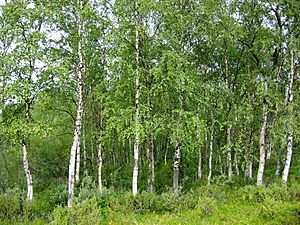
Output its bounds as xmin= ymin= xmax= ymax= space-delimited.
xmin=98 ymin=138 xmax=103 ymax=191
xmin=150 ymin=139 xmax=154 ymax=191
xmin=98 ymin=103 xmax=104 ymax=191
xmin=68 ymin=0 xmax=84 ymax=207
xmin=266 ymin=143 xmax=272 ymax=160
xmin=91 ymin=138 xmax=95 ymax=172
xmin=132 ymin=2 xmax=140 ymax=196
xmin=82 ymin=125 xmax=87 ymax=171
xmin=75 ymin=139 xmax=81 ymax=183
xmin=248 ymin=161 xmax=253 ymax=180
xmin=173 ymin=140 xmax=181 ymax=192
xmin=275 ymin=159 xmax=281 ymax=176
xmin=234 ymin=152 xmax=240 ymax=179
xmin=244 ymin=131 xmax=253 ymax=182
xmin=196 ymin=106 xmax=202 ymax=180
xmin=227 ymin=126 xmax=232 ymax=182
xmin=282 ymin=50 xmax=294 ymax=184
xmin=22 ymin=140 xmax=33 ymax=202
xmin=164 ymin=141 xmax=169 ymax=165
xmin=257 ymin=77 xmax=268 ymax=186
xmin=217 ymin=136 xmax=224 ymax=177
xmin=197 ymin=147 xmax=202 ymax=180
xmin=22 ymin=100 xmax=33 ymax=201
xmin=147 ymin=135 xmax=154 ymax=192
xmin=173 ymin=98 xmax=183 ymax=192
xmin=207 ymin=123 xmax=214 ymax=185
xmin=205 ymin=130 xmax=209 ymax=178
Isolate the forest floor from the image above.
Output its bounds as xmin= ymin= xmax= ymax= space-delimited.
xmin=0 ymin=181 xmax=299 ymax=225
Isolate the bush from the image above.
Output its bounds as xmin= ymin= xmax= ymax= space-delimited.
xmin=0 ymin=188 xmax=23 ymax=220
xmin=238 ymin=183 xmax=300 ymax=203
xmin=260 ymin=197 xmax=300 ymax=225
xmin=50 ymin=197 xmax=103 ymax=225
xmin=49 ymin=184 xmax=68 ymax=207
xmin=196 ymin=197 xmax=216 ymax=216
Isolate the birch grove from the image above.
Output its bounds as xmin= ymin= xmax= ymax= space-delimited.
xmin=0 ymin=0 xmax=298 ymax=208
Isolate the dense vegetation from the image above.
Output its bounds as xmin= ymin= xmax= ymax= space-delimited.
xmin=0 ymin=0 xmax=299 ymax=224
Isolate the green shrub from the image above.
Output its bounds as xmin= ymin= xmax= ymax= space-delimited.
xmin=239 ymin=183 xmax=300 ymax=203
xmin=196 ymin=197 xmax=216 ymax=216
xmin=260 ymin=197 xmax=300 ymax=225
xmin=0 ymin=188 xmax=23 ymax=220
xmin=49 ymin=184 xmax=68 ymax=207
xmin=196 ymin=185 xmax=228 ymax=202
xmin=50 ymin=197 xmax=103 ymax=225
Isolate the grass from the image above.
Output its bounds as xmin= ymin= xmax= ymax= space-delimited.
xmin=1 ymin=180 xmax=300 ymax=224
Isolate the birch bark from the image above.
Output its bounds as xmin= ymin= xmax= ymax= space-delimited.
xmin=227 ymin=126 xmax=232 ymax=182
xmin=132 ymin=1 xmax=140 ymax=196
xmin=207 ymin=122 xmax=214 ymax=185
xmin=98 ymin=103 xmax=104 ymax=191
xmin=196 ymin=106 xmax=202 ymax=179
xmin=173 ymin=141 xmax=181 ymax=192
xmin=257 ymin=77 xmax=268 ymax=186
xmin=68 ymin=0 xmax=84 ymax=207
xmin=282 ymin=50 xmax=294 ymax=184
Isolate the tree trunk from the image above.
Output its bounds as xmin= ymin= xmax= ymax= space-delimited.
xmin=234 ymin=150 xmax=240 ymax=179
xmin=197 ymin=106 xmax=202 ymax=180
xmin=97 ymin=139 xmax=103 ymax=191
xmin=68 ymin=0 xmax=84 ymax=207
xmin=75 ymin=139 xmax=81 ymax=183
xmin=22 ymin=100 xmax=33 ymax=202
xmin=22 ymin=140 xmax=33 ymax=202
xmin=164 ymin=141 xmax=169 ymax=165
xmin=98 ymin=103 xmax=104 ymax=192
xmin=91 ymin=138 xmax=95 ymax=172
xmin=244 ymin=131 xmax=253 ymax=182
xmin=275 ymin=159 xmax=280 ymax=176
xmin=207 ymin=123 xmax=214 ymax=185
xmin=83 ymin=125 xmax=87 ymax=171
xmin=197 ymin=147 xmax=202 ymax=180
xmin=173 ymin=140 xmax=181 ymax=192
xmin=282 ymin=50 xmax=294 ymax=184
xmin=227 ymin=126 xmax=232 ymax=182
xmin=132 ymin=2 xmax=140 ymax=197
xmin=257 ymin=77 xmax=268 ymax=186
xmin=147 ymin=135 xmax=154 ymax=192
xmin=248 ymin=161 xmax=253 ymax=180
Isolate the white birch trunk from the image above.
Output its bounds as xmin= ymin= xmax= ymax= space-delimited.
xmin=132 ymin=2 xmax=140 ymax=196
xmin=234 ymin=152 xmax=240 ymax=178
xmin=197 ymin=147 xmax=202 ymax=179
xmin=75 ymin=140 xmax=81 ymax=182
xmin=22 ymin=101 xmax=33 ymax=202
xmin=207 ymin=124 xmax=214 ymax=185
xmin=282 ymin=50 xmax=294 ymax=184
xmin=91 ymin=139 xmax=95 ymax=171
xmin=248 ymin=161 xmax=252 ymax=180
xmin=22 ymin=140 xmax=33 ymax=201
xmin=98 ymin=103 xmax=104 ymax=192
xmin=68 ymin=0 xmax=84 ymax=207
xmin=197 ymin=106 xmax=202 ymax=180
xmin=173 ymin=141 xmax=180 ymax=192
xmin=227 ymin=126 xmax=232 ymax=182
xmin=83 ymin=125 xmax=87 ymax=170
xmin=275 ymin=159 xmax=280 ymax=176
xmin=164 ymin=141 xmax=168 ymax=165
xmin=98 ymin=140 xmax=103 ymax=191
xmin=257 ymin=77 xmax=268 ymax=186
xmin=150 ymin=140 xmax=155 ymax=191
xmin=147 ymin=135 xmax=154 ymax=192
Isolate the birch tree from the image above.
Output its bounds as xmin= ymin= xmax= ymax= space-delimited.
xmin=68 ymin=0 xmax=85 ymax=207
